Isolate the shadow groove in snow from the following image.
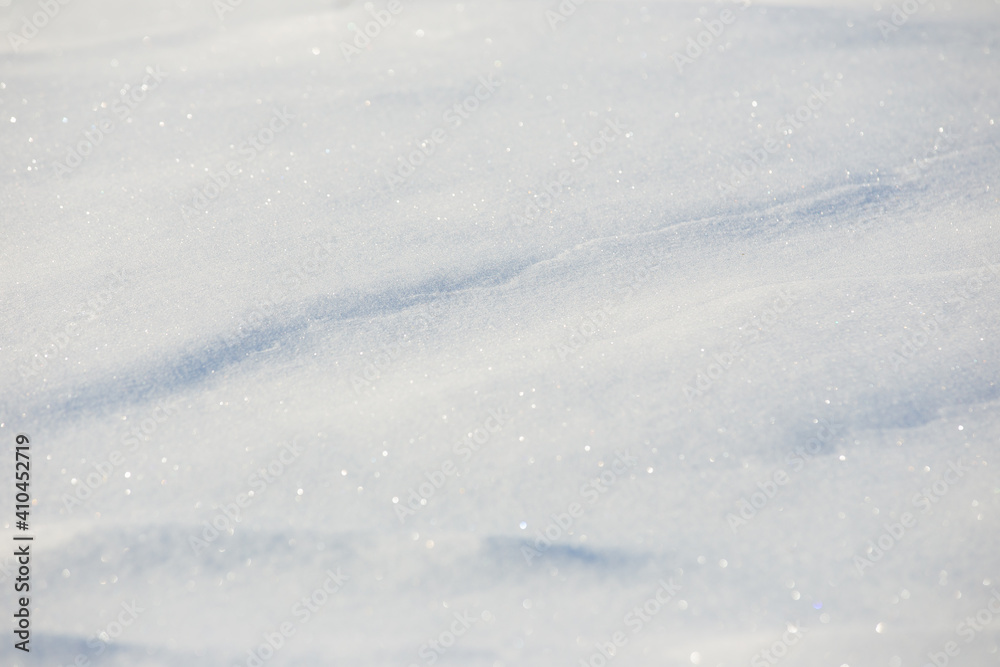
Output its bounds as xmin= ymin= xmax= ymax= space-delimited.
xmin=23 ymin=256 xmax=540 ymax=421
xmin=17 ymin=633 xmax=171 ymax=666
xmin=482 ymin=536 xmax=658 ymax=576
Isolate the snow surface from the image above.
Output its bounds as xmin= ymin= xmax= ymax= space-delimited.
xmin=1 ymin=0 xmax=999 ymax=665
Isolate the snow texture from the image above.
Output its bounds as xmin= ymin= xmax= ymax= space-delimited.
xmin=1 ymin=0 xmax=999 ymax=665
